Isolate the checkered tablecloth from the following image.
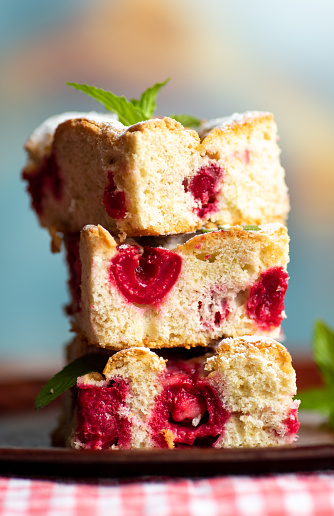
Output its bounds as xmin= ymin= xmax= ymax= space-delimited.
xmin=2 ymin=474 xmax=334 ymax=516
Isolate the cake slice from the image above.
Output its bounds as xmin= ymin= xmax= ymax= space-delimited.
xmin=69 ymin=223 xmax=289 ymax=350
xmin=23 ymin=111 xmax=289 ymax=239
xmin=58 ymin=336 xmax=299 ymax=450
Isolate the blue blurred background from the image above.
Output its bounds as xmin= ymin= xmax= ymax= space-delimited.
xmin=1 ymin=0 xmax=334 ymax=375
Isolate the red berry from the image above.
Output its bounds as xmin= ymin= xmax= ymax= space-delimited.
xmin=150 ymin=364 xmax=230 ymax=448
xmin=22 ymin=153 xmax=62 ymax=215
xmin=76 ymin=379 xmax=131 ymax=449
xmin=247 ymin=267 xmax=289 ymax=330
xmin=103 ymin=171 xmax=126 ymax=219
xmin=183 ymin=164 xmax=224 ymax=218
xmin=109 ymin=245 xmax=182 ymax=305
xmin=65 ymin=234 xmax=81 ymax=314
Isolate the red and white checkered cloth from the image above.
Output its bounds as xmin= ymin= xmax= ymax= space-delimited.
xmin=1 ymin=474 xmax=334 ymax=516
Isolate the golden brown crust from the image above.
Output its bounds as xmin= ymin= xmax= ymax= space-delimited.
xmin=86 ymin=331 xmax=283 ymax=352
xmin=80 ymin=224 xmax=117 ymax=254
xmin=103 ymin=347 xmax=166 ymax=378
xmin=117 ymin=221 xmax=200 ymax=238
xmin=162 ymin=429 xmax=176 ymax=450
xmin=96 ymin=337 xmax=211 ymax=351
xmin=178 ymin=224 xmax=288 ymax=254
xmin=55 ymin=117 xmax=124 ymax=142
xmin=126 ymin=117 xmax=199 ymax=141
xmin=211 ymin=336 xmax=293 ymax=374
xmin=200 ymin=112 xmax=274 ymax=148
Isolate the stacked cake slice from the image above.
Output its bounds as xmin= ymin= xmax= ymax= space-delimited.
xmin=23 ymin=109 xmax=299 ymax=450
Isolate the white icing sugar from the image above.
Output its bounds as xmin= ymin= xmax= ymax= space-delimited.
xmin=258 ymin=222 xmax=285 ymax=234
xmin=198 ymin=111 xmax=270 ymax=139
xmin=28 ymin=111 xmax=125 ymax=157
xmin=221 ymin=335 xmax=277 ymax=345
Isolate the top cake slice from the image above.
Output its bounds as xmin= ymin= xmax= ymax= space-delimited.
xmin=22 ymin=111 xmax=289 ymax=238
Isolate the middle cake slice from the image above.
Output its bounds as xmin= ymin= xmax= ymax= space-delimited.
xmin=68 ymin=223 xmax=289 ymax=350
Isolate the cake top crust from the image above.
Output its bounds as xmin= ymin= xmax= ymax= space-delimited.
xmin=103 ymin=347 xmax=166 ymax=379
xmin=198 ymin=111 xmax=272 ymax=138
xmin=24 ymin=110 xmax=274 ymax=161
xmin=25 ymin=111 xmax=123 ymax=160
xmin=206 ymin=335 xmax=293 ymax=375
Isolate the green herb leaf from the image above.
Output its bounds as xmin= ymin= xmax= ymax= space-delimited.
xmin=138 ymin=78 xmax=170 ymax=118
xmin=67 ymin=79 xmax=200 ymax=128
xmin=298 ymin=320 xmax=334 ymax=427
xmin=67 ymin=83 xmax=147 ymax=125
xmin=242 ymin=225 xmax=261 ymax=231
xmin=35 ymin=354 xmax=107 ymax=410
xmin=169 ymin=114 xmax=201 ymax=128
xmin=313 ymin=319 xmax=334 ymax=388
xmin=297 ymin=387 xmax=332 ymax=413
xmin=200 ymin=224 xmax=262 ymax=234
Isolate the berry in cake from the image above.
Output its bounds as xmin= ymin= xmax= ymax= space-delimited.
xmin=69 ymin=223 xmax=289 ymax=350
xmin=109 ymin=244 xmax=182 ymax=306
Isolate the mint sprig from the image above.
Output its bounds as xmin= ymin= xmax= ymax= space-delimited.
xmin=134 ymin=78 xmax=170 ymax=119
xmin=169 ymin=114 xmax=201 ymax=128
xmin=35 ymin=354 xmax=108 ymax=410
xmin=67 ymin=83 xmax=147 ymax=125
xmin=67 ymin=79 xmax=201 ymax=127
xmin=298 ymin=320 xmax=334 ymax=426
xmin=201 ymin=225 xmax=261 ymax=234
xmin=242 ymin=225 xmax=261 ymax=231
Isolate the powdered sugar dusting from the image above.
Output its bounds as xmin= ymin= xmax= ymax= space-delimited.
xmin=27 ymin=111 xmax=124 ymax=158
xmin=198 ymin=111 xmax=270 ymax=139
xmin=221 ymin=335 xmax=278 ymax=346
xmin=259 ymin=222 xmax=285 ymax=234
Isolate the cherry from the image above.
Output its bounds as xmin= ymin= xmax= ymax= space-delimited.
xmin=65 ymin=234 xmax=81 ymax=314
xmin=150 ymin=364 xmax=230 ymax=448
xmin=170 ymin=388 xmax=207 ymax=423
xmin=183 ymin=164 xmax=224 ymax=218
xmin=283 ymin=407 xmax=300 ymax=437
xmin=247 ymin=267 xmax=289 ymax=330
xmin=103 ymin=171 xmax=126 ymax=219
xmin=22 ymin=153 xmax=62 ymax=215
xmin=109 ymin=245 xmax=182 ymax=305
xmin=76 ymin=379 xmax=131 ymax=449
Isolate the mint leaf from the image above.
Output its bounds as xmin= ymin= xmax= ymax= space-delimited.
xmin=67 ymin=83 xmax=147 ymax=125
xmin=200 ymin=225 xmax=261 ymax=234
xmin=67 ymin=79 xmax=170 ymax=125
xmin=298 ymin=387 xmax=332 ymax=413
xmin=170 ymin=114 xmax=201 ymax=128
xmin=242 ymin=225 xmax=261 ymax=231
xmin=200 ymin=228 xmax=218 ymax=233
xmin=138 ymin=78 xmax=170 ymax=118
xmin=35 ymin=354 xmax=107 ymax=410
xmin=313 ymin=319 xmax=334 ymax=388
xmin=67 ymin=79 xmax=200 ymax=128
xmin=298 ymin=320 xmax=334 ymax=427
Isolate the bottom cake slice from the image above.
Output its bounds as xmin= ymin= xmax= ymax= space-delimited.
xmin=56 ymin=336 xmax=299 ymax=450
